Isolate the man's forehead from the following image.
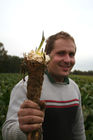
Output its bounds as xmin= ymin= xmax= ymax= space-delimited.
xmin=54 ymin=38 xmax=75 ymax=45
xmin=53 ymin=38 xmax=76 ymax=51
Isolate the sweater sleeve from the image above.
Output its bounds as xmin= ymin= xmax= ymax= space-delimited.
xmin=72 ymin=87 xmax=86 ymax=140
xmin=2 ymin=78 xmax=28 ymax=140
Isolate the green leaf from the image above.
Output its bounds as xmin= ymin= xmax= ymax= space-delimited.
xmin=37 ymin=31 xmax=45 ymax=52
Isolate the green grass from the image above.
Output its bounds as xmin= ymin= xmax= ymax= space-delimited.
xmin=70 ymin=74 xmax=93 ymax=82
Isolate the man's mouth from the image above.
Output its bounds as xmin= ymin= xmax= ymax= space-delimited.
xmin=63 ymin=67 xmax=70 ymax=71
xmin=59 ymin=64 xmax=71 ymax=68
xmin=59 ymin=64 xmax=71 ymax=71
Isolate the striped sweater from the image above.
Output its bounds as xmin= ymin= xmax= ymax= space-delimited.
xmin=2 ymin=73 xmax=86 ymax=140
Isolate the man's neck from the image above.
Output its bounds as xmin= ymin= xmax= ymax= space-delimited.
xmin=45 ymin=70 xmax=69 ymax=84
xmin=48 ymin=72 xmax=65 ymax=82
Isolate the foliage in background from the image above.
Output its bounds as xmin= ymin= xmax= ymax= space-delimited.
xmin=72 ymin=70 xmax=93 ymax=76
xmin=70 ymin=75 xmax=93 ymax=140
xmin=0 ymin=73 xmax=22 ymax=140
xmin=0 ymin=43 xmax=23 ymax=73
xmin=0 ymin=74 xmax=93 ymax=140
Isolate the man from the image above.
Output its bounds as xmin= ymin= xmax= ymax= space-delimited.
xmin=2 ymin=31 xmax=86 ymax=140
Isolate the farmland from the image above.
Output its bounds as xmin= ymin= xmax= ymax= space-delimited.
xmin=0 ymin=73 xmax=93 ymax=140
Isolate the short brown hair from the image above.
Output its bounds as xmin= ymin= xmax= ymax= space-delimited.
xmin=45 ymin=31 xmax=76 ymax=54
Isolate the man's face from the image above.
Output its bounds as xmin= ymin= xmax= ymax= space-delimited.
xmin=48 ymin=38 xmax=76 ymax=81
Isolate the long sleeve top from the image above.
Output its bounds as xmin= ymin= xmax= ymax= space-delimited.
xmin=2 ymin=73 xmax=86 ymax=140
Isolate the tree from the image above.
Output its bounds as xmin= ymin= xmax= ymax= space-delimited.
xmin=0 ymin=42 xmax=8 ymax=72
xmin=0 ymin=42 xmax=7 ymax=56
xmin=0 ymin=42 xmax=23 ymax=73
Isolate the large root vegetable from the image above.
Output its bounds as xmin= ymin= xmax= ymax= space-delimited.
xmin=21 ymin=32 xmax=50 ymax=140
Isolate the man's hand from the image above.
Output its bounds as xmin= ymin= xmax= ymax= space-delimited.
xmin=18 ymin=100 xmax=44 ymax=133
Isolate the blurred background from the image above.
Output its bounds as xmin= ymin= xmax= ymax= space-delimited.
xmin=0 ymin=0 xmax=93 ymax=72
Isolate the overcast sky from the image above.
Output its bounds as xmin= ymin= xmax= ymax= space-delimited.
xmin=0 ymin=0 xmax=93 ymax=71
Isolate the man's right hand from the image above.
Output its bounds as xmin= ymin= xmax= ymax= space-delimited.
xmin=18 ymin=100 xmax=44 ymax=133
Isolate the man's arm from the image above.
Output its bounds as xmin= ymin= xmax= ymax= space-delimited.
xmin=2 ymin=79 xmax=28 ymax=140
xmin=2 ymin=78 xmax=44 ymax=140
xmin=72 ymin=90 xmax=86 ymax=140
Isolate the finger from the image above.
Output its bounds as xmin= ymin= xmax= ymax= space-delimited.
xmin=19 ymin=115 xmax=44 ymax=125
xmin=39 ymin=100 xmax=46 ymax=110
xmin=19 ymin=123 xmax=42 ymax=133
xmin=21 ymin=100 xmax=40 ymax=109
xmin=18 ymin=108 xmax=44 ymax=117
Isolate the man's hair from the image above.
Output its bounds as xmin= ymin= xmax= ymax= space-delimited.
xmin=45 ymin=31 xmax=76 ymax=54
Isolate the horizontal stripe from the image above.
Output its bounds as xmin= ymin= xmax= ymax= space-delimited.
xmin=46 ymin=103 xmax=79 ymax=108
xmin=44 ymin=98 xmax=79 ymax=103
xmin=45 ymin=101 xmax=79 ymax=106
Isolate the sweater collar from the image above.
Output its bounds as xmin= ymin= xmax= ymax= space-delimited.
xmin=45 ymin=70 xmax=69 ymax=84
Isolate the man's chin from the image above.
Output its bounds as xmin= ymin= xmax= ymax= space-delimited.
xmin=61 ymin=71 xmax=70 ymax=77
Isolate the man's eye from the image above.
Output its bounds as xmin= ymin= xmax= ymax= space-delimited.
xmin=57 ymin=52 xmax=65 ymax=56
xmin=69 ymin=53 xmax=75 ymax=57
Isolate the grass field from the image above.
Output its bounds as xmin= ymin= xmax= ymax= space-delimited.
xmin=0 ymin=73 xmax=93 ymax=140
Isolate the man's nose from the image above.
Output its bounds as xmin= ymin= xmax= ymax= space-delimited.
xmin=63 ymin=54 xmax=70 ymax=63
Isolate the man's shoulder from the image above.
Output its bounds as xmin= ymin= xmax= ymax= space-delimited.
xmin=69 ymin=78 xmax=80 ymax=95
xmin=14 ymin=76 xmax=28 ymax=89
xmin=69 ymin=78 xmax=78 ymax=86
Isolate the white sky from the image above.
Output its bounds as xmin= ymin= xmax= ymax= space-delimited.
xmin=0 ymin=0 xmax=93 ymax=71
